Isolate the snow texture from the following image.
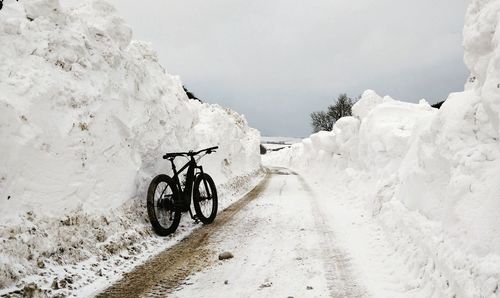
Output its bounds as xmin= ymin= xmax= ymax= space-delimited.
xmin=0 ymin=0 xmax=260 ymax=291
xmin=266 ymin=0 xmax=500 ymax=296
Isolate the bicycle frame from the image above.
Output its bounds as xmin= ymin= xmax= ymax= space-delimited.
xmin=166 ymin=155 xmax=204 ymax=212
xmin=161 ymin=146 xmax=218 ymax=214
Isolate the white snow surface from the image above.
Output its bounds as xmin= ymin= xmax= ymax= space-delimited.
xmin=261 ymin=136 xmax=302 ymax=152
xmin=266 ymin=0 xmax=500 ymax=296
xmin=0 ymin=0 xmax=260 ymax=291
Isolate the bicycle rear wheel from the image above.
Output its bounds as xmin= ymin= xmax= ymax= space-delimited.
xmin=193 ymin=173 xmax=218 ymax=224
xmin=147 ymin=174 xmax=181 ymax=236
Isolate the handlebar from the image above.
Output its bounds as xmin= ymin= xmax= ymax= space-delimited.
xmin=163 ymin=146 xmax=219 ymax=159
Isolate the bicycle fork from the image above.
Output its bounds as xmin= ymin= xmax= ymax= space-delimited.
xmin=199 ymin=166 xmax=212 ymax=199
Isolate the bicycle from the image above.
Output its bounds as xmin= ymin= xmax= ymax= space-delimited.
xmin=147 ymin=146 xmax=219 ymax=236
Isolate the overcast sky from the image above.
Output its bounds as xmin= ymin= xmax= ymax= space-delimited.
xmin=105 ymin=0 xmax=469 ymax=137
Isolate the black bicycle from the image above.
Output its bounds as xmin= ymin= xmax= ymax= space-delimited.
xmin=147 ymin=146 xmax=219 ymax=236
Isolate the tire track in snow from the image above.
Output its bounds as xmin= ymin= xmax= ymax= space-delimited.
xmin=98 ymin=167 xmax=366 ymax=297
xmin=296 ymin=174 xmax=368 ymax=297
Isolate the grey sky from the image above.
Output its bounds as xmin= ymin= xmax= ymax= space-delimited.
xmin=107 ymin=0 xmax=469 ymax=137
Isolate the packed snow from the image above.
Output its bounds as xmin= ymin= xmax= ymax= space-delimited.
xmin=172 ymin=167 xmax=367 ymax=298
xmin=0 ymin=0 xmax=261 ymax=294
xmin=265 ymin=0 xmax=500 ymax=296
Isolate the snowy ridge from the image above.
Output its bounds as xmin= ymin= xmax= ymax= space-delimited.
xmin=266 ymin=0 xmax=500 ymax=296
xmin=0 ymin=0 xmax=260 ymax=291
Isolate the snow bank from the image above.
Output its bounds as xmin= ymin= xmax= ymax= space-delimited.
xmin=0 ymin=0 xmax=260 ymax=290
xmin=266 ymin=0 xmax=500 ymax=295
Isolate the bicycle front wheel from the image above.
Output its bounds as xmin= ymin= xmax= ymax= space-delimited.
xmin=193 ymin=173 xmax=218 ymax=224
xmin=147 ymin=174 xmax=181 ymax=236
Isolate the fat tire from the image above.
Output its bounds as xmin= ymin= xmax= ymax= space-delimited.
xmin=193 ymin=173 xmax=218 ymax=224
xmin=147 ymin=174 xmax=181 ymax=236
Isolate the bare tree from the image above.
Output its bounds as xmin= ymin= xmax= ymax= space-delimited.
xmin=311 ymin=111 xmax=334 ymax=132
xmin=310 ymin=93 xmax=355 ymax=133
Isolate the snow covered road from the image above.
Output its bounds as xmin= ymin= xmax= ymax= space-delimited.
xmin=99 ymin=167 xmax=366 ymax=297
xmin=171 ymin=167 xmax=365 ymax=298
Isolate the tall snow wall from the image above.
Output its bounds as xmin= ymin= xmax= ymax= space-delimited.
xmin=0 ymin=0 xmax=260 ymax=288
xmin=0 ymin=0 xmax=260 ymax=222
xmin=268 ymin=0 xmax=500 ymax=296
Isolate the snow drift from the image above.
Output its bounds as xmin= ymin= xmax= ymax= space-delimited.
xmin=267 ymin=0 xmax=500 ymax=296
xmin=0 ymin=0 xmax=260 ymax=290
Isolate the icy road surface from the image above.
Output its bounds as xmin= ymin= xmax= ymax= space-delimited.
xmin=99 ymin=167 xmax=366 ymax=297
